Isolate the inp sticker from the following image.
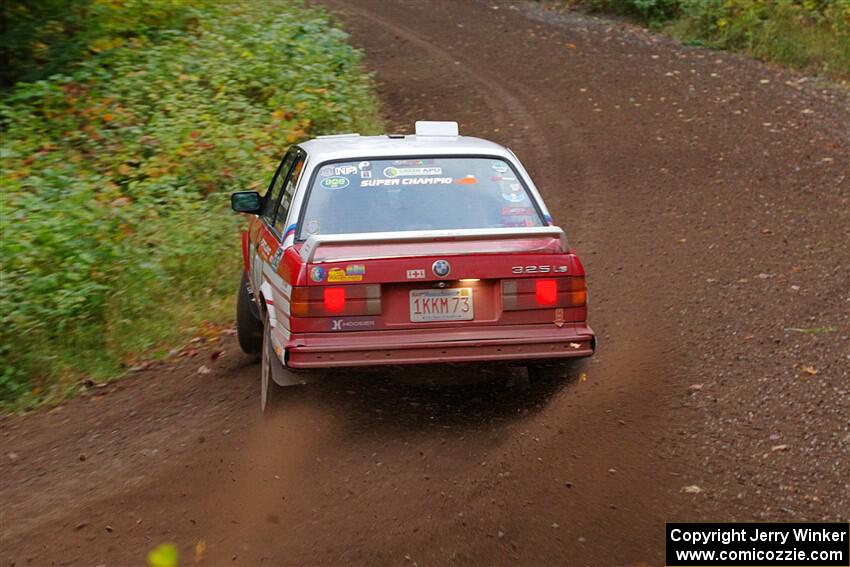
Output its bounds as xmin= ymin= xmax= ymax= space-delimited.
xmin=321 ymin=176 xmax=349 ymax=190
xmin=318 ymin=165 xmax=334 ymax=177
xmin=334 ymin=165 xmax=357 ymax=175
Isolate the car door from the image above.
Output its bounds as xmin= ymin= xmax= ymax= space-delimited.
xmin=249 ymin=149 xmax=298 ymax=288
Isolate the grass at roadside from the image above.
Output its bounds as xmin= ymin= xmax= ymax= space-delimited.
xmin=0 ymin=0 xmax=380 ymax=411
xmin=555 ymin=0 xmax=850 ymax=84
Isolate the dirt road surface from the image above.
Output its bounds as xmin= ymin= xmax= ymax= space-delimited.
xmin=2 ymin=1 xmax=848 ymax=565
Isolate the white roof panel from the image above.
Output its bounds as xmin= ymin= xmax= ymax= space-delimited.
xmin=299 ymin=134 xmax=512 ymax=163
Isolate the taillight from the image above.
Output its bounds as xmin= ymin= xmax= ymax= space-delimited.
xmin=324 ymin=287 xmax=346 ymax=313
xmin=502 ymin=277 xmax=586 ymax=310
xmin=291 ymin=285 xmax=380 ymax=317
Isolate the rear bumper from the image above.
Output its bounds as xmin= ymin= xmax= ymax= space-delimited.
xmin=285 ymin=323 xmax=595 ymax=369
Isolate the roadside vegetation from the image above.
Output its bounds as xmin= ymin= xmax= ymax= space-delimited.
xmin=0 ymin=0 xmax=380 ymax=410
xmin=559 ymin=0 xmax=850 ymax=83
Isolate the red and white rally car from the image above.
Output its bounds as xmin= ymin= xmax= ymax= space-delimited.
xmin=231 ymin=121 xmax=595 ymax=411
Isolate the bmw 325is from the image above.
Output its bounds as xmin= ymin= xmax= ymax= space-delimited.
xmin=231 ymin=121 xmax=595 ymax=411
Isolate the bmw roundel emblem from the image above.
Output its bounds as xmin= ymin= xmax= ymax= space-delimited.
xmin=432 ymin=259 xmax=451 ymax=278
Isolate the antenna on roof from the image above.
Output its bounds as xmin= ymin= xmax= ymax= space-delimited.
xmin=414 ymin=121 xmax=459 ymax=137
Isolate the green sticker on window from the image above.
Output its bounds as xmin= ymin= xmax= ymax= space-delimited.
xmin=320 ymin=176 xmax=349 ymax=190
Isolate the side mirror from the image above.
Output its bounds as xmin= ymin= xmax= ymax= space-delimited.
xmin=231 ymin=191 xmax=262 ymax=214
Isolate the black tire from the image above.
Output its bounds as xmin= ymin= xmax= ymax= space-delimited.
xmin=236 ymin=272 xmax=263 ymax=355
xmin=260 ymin=314 xmax=285 ymax=414
xmin=527 ymin=357 xmax=588 ymax=383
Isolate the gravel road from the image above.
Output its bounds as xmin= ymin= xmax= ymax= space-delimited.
xmin=2 ymin=1 xmax=848 ymax=565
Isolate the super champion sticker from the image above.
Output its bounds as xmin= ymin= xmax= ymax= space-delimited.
xmin=320 ymin=176 xmax=349 ymax=190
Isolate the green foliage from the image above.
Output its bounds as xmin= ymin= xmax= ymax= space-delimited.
xmin=0 ymin=0 xmax=380 ymax=408
xmin=578 ymin=0 xmax=680 ymax=25
xmin=670 ymin=0 xmax=850 ymax=80
xmin=562 ymin=0 xmax=850 ymax=81
xmin=0 ymin=0 xmax=204 ymax=87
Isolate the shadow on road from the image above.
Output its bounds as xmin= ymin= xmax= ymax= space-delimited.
xmin=260 ymin=361 xmax=586 ymax=436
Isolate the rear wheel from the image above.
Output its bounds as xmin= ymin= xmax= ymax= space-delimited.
xmin=236 ymin=272 xmax=263 ymax=355
xmin=260 ymin=315 xmax=285 ymax=413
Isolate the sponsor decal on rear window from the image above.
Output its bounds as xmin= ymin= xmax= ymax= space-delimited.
xmin=502 ymin=183 xmax=526 ymax=203
xmin=320 ymin=176 xmax=349 ymax=190
xmin=383 ymin=166 xmax=442 ymax=177
xmin=334 ymin=165 xmax=358 ymax=175
xmin=361 ymin=177 xmax=452 ymax=187
xmin=502 ymin=206 xmax=535 ymax=216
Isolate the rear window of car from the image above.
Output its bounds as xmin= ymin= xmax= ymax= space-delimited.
xmin=297 ymin=157 xmax=544 ymax=238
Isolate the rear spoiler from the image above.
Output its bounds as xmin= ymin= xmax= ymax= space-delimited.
xmin=299 ymin=227 xmax=568 ymax=263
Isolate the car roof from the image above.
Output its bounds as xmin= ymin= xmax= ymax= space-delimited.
xmin=298 ymin=133 xmax=514 ymax=163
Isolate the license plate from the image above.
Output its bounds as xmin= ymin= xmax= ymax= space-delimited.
xmin=409 ymin=288 xmax=474 ymax=322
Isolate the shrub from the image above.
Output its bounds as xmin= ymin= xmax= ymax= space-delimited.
xmin=0 ymin=0 xmax=204 ymax=87
xmin=561 ymin=0 xmax=850 ymax=81
xmin=671 ymin=0 xmax=850 ymax=80
xmin=0 ymin=0 xmax=380 ymax=408
xmin=574 ymin=0 xmax=681 ymax=25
